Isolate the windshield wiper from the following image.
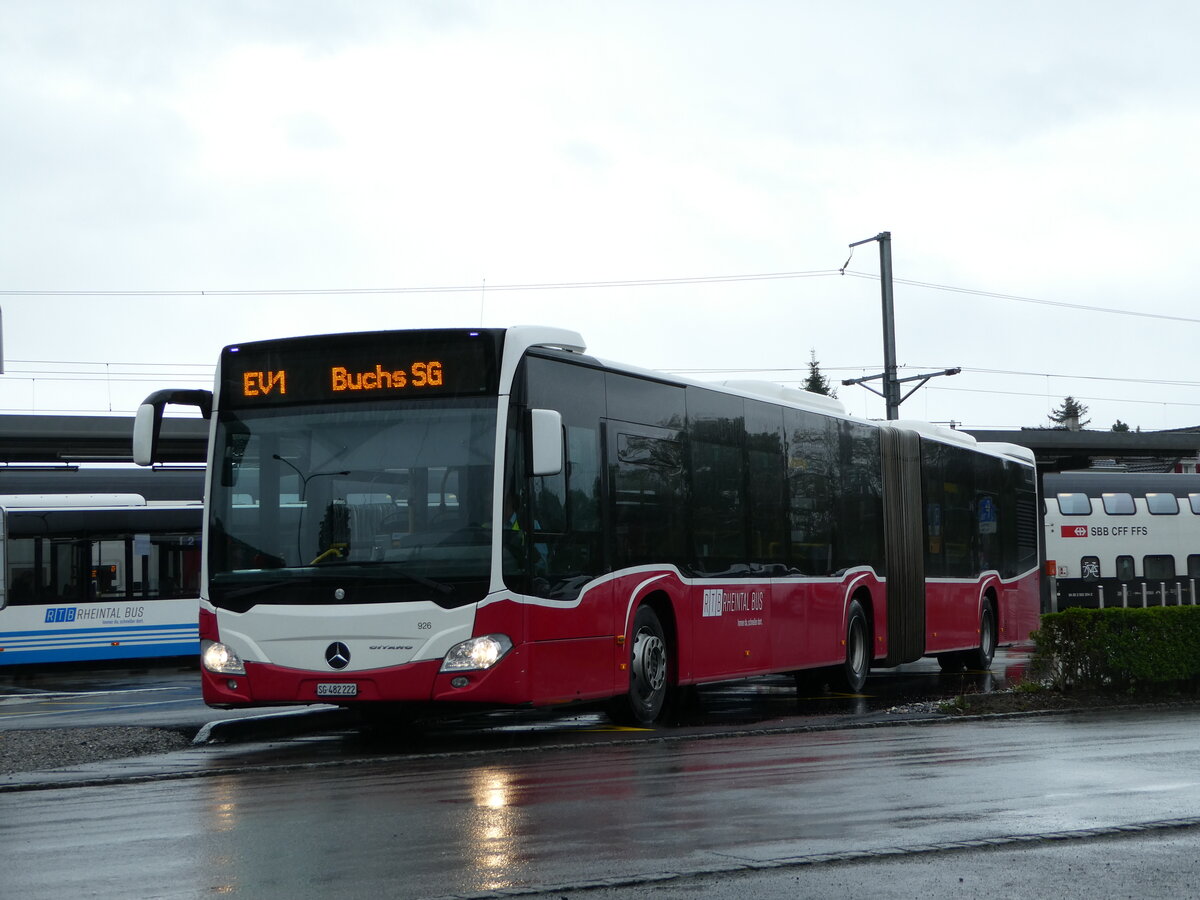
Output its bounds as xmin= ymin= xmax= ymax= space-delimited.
xmin=316 ymin=565 xmax=454 ymax=596
xmin=218 ymin=579 xmax=295 ymax=600
xmin=395 ymin=569 xmax=454 ymax=596
xmin=272 ymin=563 xmax=456 ymax=597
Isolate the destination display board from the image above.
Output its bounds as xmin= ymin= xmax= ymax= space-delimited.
xmin=220 ymin=328 xmax=503 ymax=407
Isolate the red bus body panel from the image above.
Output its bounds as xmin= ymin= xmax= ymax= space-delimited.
xmin=200 ymin=564 xmax=1038 ymax=708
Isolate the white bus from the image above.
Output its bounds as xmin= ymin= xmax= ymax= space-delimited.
xmin=0 ymin=467 xmax=204 ymax=665
xmin=1043 ymin=472 xmax=1200 ymax=610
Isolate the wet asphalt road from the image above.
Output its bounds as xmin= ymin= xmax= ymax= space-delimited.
xmin=0 ymin=647 xmax=1027 ymax=735
xmin=5 ymin=705 xmax=1200 ymax=898
xmin=0 ymin=660 xmax=311 ymax=732
xmin=5 ymin=650 xmax=1200 ymax=898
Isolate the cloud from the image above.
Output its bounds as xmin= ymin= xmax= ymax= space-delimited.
xmin=2 ymin=1 xmax=1200 ymax=430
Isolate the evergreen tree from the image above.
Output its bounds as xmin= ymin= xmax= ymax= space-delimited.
xmin=1111 ymin=419 xmax=1131 ymax=433
xmin=804 ymin=349 xmax=837 ymax=398
xmin=1048 ymin=396 xmax=1090 ymax=430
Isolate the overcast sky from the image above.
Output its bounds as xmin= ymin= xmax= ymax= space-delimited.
xmin=2 ymin=1 xmax=1198 ymax=431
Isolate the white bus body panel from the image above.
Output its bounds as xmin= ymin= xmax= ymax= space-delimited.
xmin=216 ymin=602 xmax=477 ymax=673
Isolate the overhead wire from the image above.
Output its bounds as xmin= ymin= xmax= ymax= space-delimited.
xmin=0 ymin=269 xmax=841 ymax=297
xmin=1 ymin=266 xmax=1197 ymax=424
xmin=921 ymin=384 xmax=1200 ymax=409
xmin=0 ymin=264 xmax=1189 ymax=323
xmin=667 ymin=364 xmax=1200 ymax=392
xmin=842 ymin=270 xmax=1200 ymax=325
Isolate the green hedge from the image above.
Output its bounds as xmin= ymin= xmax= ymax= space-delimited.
xmin=1032 ymin=606 xmax=1200 ymax=691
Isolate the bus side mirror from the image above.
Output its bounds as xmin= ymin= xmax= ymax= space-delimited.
xmin=528 ymin=409 xmax=563 ymax=477
xmin=133 ymin=389 xmax=213 ymax=466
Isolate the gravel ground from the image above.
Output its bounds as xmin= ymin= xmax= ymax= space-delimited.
xmin=0 ymin=726 xmax=194 ymax=776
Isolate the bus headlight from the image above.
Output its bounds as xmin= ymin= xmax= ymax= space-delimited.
xmin=202 ymin=640 xmax=246 ymax=675
xmin=440 ymin=634 xmax=513 ymax=672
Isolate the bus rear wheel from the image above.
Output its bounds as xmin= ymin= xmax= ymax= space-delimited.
xmin=609 ymin=605 xmax=671 ymax=725
xmin=937 ymin=653 xmax=966 ymax=673
xmin=963 ymin=601 xmax=997 ymax=671
xmin=833 ymin=599 xmax=870 ymax=693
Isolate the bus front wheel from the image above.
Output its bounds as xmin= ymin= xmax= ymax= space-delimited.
xmin=609 ymin=605 xmax=671 ymax=725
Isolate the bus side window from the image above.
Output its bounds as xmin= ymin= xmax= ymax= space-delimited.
xmin=611 ymin=432 xmax=685 ymax=571
xmin=1116 ymin=556 xmax=1135 ymax=581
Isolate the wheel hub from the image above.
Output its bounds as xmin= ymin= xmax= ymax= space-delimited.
xmin=632 ymin=629 xmax=666 ymax=693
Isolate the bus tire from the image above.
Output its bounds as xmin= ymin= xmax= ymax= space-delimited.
xmin=964 ymin=601 xmax=997 ymax=671
xmin=937 ymin=653 xmax=966 ymax=673
xmin=609 ymin=605 xmax=671 ymax=725
xmin=794 ymin=669 xmax=826 ymax=696
xmin=833 ymin=599 xmax=870 ymax=693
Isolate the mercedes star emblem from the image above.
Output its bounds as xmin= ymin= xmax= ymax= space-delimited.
xmin=325 ymin=642 xmax=351 ymax=670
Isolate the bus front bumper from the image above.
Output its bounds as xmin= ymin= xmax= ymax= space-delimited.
xmin=200 ymin=644 xmax=531 ymax=708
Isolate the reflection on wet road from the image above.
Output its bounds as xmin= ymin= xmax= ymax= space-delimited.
xmin=0 ymin=647 xmax=1031 ymax=741
xmin=6 ymin=705 xmax=1200 ymax=899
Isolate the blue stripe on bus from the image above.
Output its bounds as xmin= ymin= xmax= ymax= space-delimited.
xmin=0 ymin=641 xmax=200 ymax=665
xmin=1 ymin=633 xmax=197 ymax=649
xmin=0 ymin=622 xmax=199 ymax=665
xmin=2 ymin=623 xmax=197 ymax=639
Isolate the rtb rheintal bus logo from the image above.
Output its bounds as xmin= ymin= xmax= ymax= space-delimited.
xmin=44 ymin=606 xmax=146 ymax=624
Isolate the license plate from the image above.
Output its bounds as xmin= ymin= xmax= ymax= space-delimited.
xmin=316 ymin=683 xmax=358 ymax=697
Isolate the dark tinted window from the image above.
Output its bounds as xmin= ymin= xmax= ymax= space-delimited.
xmin=785 ymin=408 xmax=837 ymax=575
xmin=1144 ymin=555 xmax=1175 ymax=579
xmin=975 ymin=454 xmax=1003 ymax=574
xmin=942 ymin=444 xmax=975 ymax=578
xmin=1116 ymin=555 xmax=1135 ymax=581
xmin=610 ymin=430 xmax=686 ymax=570
xmin=745 ymin=400 xmax=787 ymax=572
xmin=6 ymin=529 xmax=200 ymax=606
xmin=835 ymin=421 xmax=884 ymax=573
xmin=922 ymin=439 xmax=946 ymax=578
xmin=605 ymin=372 xmax=685 ymax=429
xmin=518 ymin=356 xmax=606 ymax=599
xmin=687 ymin=389 xmax=746 ymax=575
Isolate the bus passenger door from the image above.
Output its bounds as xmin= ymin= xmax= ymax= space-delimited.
xmin=517 ymin=408 xmax=614 ymax=704
xmin=602 ymin=421 xmax=694 ymax=680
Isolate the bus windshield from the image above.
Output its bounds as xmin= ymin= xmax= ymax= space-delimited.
xmin=208 ymin=397 xmax=498 ymax=610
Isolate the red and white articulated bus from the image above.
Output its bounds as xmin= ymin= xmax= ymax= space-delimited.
xmin=134 ymin=327 xmax=1040 ymax=724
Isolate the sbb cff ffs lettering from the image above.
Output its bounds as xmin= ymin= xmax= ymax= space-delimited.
xmin=1088 ymin=525 xmax=1149 ymax=538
